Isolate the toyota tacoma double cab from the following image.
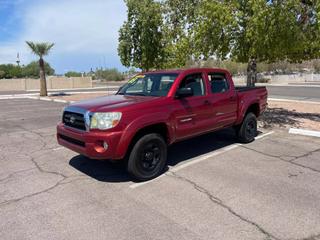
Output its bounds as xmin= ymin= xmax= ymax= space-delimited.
xmin=57 ymin=68 xmax=268 ymax=181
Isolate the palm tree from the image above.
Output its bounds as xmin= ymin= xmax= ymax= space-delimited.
xmin=26 ymin=41 xmax=54 ymax=96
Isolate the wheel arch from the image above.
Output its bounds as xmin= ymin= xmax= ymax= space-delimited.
xmin=245 ymin=102 xmax=260 ymax=117
xmin=115 ymin=122 xmax=172 ymax=159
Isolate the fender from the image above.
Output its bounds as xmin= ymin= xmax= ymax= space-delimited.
xmin=114 ymin=112 xmax=174 ymax=159
xmin=236 ymin=99 xmax=259 ymax=125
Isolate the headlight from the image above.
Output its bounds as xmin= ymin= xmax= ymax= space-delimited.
xmin=90 ymin=112 xmax=122 ymax=130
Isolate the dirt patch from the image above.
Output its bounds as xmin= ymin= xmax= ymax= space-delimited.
xmin=259 ymin=101 xmax=320 ymax=131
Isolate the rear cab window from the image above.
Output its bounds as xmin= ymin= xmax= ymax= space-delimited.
xmin=208 ymin=73 xmax=229 ymax=94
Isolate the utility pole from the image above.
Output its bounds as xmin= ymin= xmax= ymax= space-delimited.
xmin=16 ymin=53 xmax=20 ymax=66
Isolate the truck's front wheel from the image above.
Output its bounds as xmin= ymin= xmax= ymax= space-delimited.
xmin=127 ymin=133 xmax=167 ymax=181
xmin=236 ymin=112 xmax=257 ymax=143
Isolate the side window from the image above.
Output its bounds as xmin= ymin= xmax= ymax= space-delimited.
xmin=179 ymin=73 xmax=205 ymax=96
xmin=208 ymin=73 xmax=229 ymax=94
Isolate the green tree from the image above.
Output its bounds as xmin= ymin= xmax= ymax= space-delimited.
xmin=118 ymin=0 xmax=320 ymax=84
xmin=0 ymin=62 xmax=54 ymax=79
xmin=65 ymin=71 xmax=82 ymax=77
xmin=22 ymin=61 xmax=55 ymax=78
xmin=161 ymin=0 xmax=201 ymax=68
xmin=0 ymin=70 xmax=5 ymax=79
xmin=173 ymin=0 xmax=320 ymax=86
xmin=95 ymin=68 xmax=124 ymax=81
xmin=0 ymin=64 xmax=22 ymax=78
xmin=26 ymin=41 xmax=54 ymax=96
xmin=118 ymin=0 xmax=164 ymax=71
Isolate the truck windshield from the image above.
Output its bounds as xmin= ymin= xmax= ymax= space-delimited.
xmin=117 ymin=73 xmax=179 ymax=97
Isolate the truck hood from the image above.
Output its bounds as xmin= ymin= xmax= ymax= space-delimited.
xmin=69 ymin=94 xmax=159 ymax=112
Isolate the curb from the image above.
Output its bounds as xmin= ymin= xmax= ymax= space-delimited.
xmin=268 ymin=98 xmax=320 ymax=105
xmin=27 ymin=96 xmax=73 ymax=104
xmin=289 ymin=128 xmax=320 ymax=138
xmin=253 ymin=83 xmax=320 ymax=87
xmin=26 ymin=86 xmax=119 ymax=92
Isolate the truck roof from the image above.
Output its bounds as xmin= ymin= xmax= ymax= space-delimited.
xmin=143 ymin=68 xmax=229 ymax=75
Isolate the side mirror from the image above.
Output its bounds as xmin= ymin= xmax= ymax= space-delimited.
xmin=176 ymin=87 xmax=193 ymax=98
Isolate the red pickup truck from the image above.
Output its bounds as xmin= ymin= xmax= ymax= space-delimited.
xmin=57 ymin=68 xmax=267 ymax=180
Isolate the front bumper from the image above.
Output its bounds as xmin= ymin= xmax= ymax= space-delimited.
xmin=56 ymin=123 xmax=123 ymax=160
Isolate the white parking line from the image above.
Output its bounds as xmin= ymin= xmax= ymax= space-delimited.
xmin=170 ymin=144 xmax=240 ymax=173
xmin=129 ymin=131 xmax=275 ymax=189
xmin=53 ymin=147 xmax=64 ymax=151
xmin=256 ymin=131 xmax=275 ymax=139
xmin=39 ymin=97 xmax=52 ymax=101
xmin=289 ymin=128 xmax=320 ymax=138
xmin=53 ymin=99 xmax=69 ymax=103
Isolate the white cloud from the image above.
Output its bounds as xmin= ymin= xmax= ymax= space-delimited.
xmin=0 ymin=0 xmax=127 ymax=71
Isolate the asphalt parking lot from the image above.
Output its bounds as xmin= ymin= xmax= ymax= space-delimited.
xmin=1 ymin=98 xmax=320 ymax=240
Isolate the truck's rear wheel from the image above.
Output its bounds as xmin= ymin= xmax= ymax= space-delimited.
xmin=236 ymin=112 xmax=257 ymax=143
xmin=127 ymin=133 xmax=167 ymax=181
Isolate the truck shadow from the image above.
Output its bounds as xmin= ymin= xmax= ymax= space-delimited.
xmin=167 ymin=128 xmax=237 ymax=167
xmin=69 ymin=128 xmax=247 ymax=183
xmin=69 ymin=155 xmax=130 ymax=182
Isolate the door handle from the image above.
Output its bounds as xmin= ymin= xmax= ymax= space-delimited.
xmin=229 ymin=96 xmax=236 ymax=101
xmin=204 ymin=100 xmax=211 ymax=105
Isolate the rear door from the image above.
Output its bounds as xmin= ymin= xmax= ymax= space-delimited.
xmin=207 ymin=72 xmax=238 ymax=128
xmin=172 ymin=73 xmax=213 ymax=139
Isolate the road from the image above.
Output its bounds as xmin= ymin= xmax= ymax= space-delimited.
xmin=266 ymin=85 xmax=320 ymax=102
xmin=1 ymin=85 xmax=319 ymax=102
xmin=1 ymin=98 xmax=320 ymax=240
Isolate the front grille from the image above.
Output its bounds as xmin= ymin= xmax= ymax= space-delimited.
xmin=63 ymin=111 xmax=86 ymax=131
xmin=59 ymin=134 xmax=85 ymax=147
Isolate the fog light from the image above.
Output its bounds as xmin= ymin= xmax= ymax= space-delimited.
xmin=94 ymin=140 xmax=108 ymax=153
xmin=103 ymin=141 xmax=108 ymax=150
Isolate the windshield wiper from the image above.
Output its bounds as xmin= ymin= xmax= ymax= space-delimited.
xmin=125 ymin=93 xmax=148 ymax=96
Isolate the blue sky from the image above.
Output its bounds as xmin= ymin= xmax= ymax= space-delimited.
xmin=0 ymin=0 xmax=127 ymax=74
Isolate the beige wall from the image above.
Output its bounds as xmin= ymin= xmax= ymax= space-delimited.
xmin=0 ymin=77 xmax=92 ymax=91
xmin=233 ymin=73 xmax=320 ymax=85
xmin=0 ymin=79 xmax=25 ymax=91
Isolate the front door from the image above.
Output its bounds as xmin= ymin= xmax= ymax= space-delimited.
xmin=172 ymin=73 xmax=212 ymax=140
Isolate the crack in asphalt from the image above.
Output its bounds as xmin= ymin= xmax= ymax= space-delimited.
xmin=0 ymin=167 xmax=37 ymax=183
xmin=0 ymin=126 xmax=80 ymax=207
xmin=168 ymin=171 xmax=280 ymax=240
xmin=168 ymin=171 xmax=320 ymax=240
xmin=0 ymin=178 xmax=65 ymax=207
xmin=288 ymin=148 xmax=320 ymax=162
xmin=28 ymin=155 xmax=68 ymax=179
xmin=240 ymin=146 xmax=320 ymax=174
xmin=0 ymin=176 xmax=89 ymax=207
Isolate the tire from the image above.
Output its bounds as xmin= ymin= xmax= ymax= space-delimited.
xmin=236 ymin=112 xmax=257 ymax=143
xmin=127 ymin=133 xmax=167 ymax=181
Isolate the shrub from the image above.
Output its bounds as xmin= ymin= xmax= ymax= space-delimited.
xmin=65 ymin=71 xmax=82 ymax=77
xmin=95 ymin=68 xmax=125 ymax=81
xmin=0 ymin=70 xmax=5 ymax=79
